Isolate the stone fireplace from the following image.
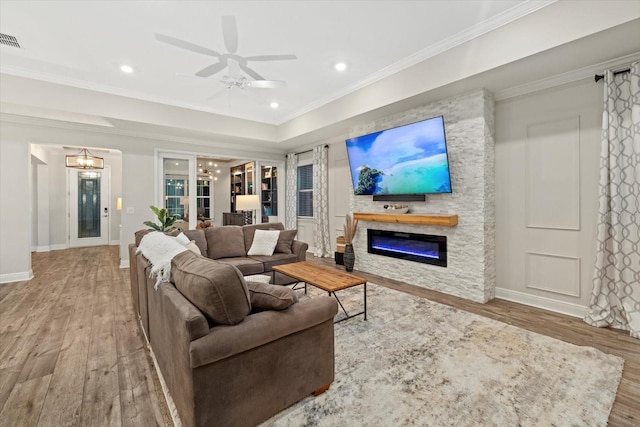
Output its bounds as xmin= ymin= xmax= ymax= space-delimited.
xmin=349 ymin=89 xmax=495 ymax=303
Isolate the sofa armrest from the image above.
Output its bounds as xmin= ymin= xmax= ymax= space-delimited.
xmin=292 ymin=240 xmax=309 ymax=261
xmin=158 ymin=282 xmax=211 ymax=342
xmin=189 ymin=296 xmax=338 ymax=368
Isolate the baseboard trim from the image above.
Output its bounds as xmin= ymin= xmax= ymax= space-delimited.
xmin=119 ymin=259 xmax=130 ymax=269
xmin=495 ymin=287 xmax=587 ymax=318
xmin=34 ymin=245 xmax=51 ymax=252
xmin=110 ymin=240 xmax=120 ymax=245
xmin=0 ymin=270 xmax=34 ymax=284
xmin=51 ymin=243 xmax=70 ymax=251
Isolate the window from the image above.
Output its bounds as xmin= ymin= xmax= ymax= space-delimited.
xmin=165 ymin=178 xmax=187 ymax=218
xmin=297 ymin=164 xmax=313 ymax=217
xmin=196 ymin=179 xmax=211 ymax=218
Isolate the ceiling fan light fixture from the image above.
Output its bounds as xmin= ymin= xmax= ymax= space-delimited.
xmin=65 ymin=148 xmax=105 ymax=169
xmin=270 ymin=101 xmax=279 ymax=109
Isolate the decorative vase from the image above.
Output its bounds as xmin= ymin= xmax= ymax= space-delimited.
xmin=344 ymin=244 xmax=355 ymax=272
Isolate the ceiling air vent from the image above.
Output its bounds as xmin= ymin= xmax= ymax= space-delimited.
xmin=0 ymin=33 xmax=21 ymax=48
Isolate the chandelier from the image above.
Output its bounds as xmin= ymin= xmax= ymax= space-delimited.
xmin=65 ymin=148 xmax=104 ymax=169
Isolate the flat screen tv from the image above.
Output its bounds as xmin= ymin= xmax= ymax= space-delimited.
xmin=345 ymin=115 xmax=452 ymax=195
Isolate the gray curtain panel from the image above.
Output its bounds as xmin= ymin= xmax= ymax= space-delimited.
xmin=584 ymin=61 xmax=640 ymax=339
xmin=313 ymin=145 xmax=332 ymax=257
xmin=285 ymin=153 xmax=298 ymax=230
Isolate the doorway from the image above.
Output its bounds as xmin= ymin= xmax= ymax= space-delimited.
xmin=69 ymin=166 xmax=110 ymax=247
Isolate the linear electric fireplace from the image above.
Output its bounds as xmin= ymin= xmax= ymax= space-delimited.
xmin=367 ymin=229 xmax=447 ymax=267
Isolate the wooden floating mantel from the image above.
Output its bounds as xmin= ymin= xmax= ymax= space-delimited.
xmin=353 ymin=212 xmax=458 ymax=227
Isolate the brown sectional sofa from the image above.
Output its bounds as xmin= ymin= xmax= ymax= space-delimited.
xmin=128 ymin=224 xmax=339 ymax=426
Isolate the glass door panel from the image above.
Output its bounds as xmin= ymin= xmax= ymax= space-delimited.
xmin=69 ymin=168 xmax=110 ymax=247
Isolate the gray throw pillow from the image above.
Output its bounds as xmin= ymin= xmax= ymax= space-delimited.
xmin=171 ymin=251 xmax=251 ymax=325
xmin=274 ymin=229 xmax=297 ymax=254
xmin=205 ymin=226 xmax=246 ymax=259
xmin=246 ymin=281 xmax=298 ymax=311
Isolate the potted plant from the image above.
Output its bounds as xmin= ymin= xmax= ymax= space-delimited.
xmin=144 ymin=205 xmax=178 ymax=232
xmin=343 ymin=213 xmax=359 ymax=272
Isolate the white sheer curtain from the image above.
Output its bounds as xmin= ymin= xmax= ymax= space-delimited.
xmin=313 ymin=145 xmax=332 ymax=257
xmin=584 ymin=61 xmax=640 ymax=339
xmin=285 ymin=153 xmax=298 ymax=230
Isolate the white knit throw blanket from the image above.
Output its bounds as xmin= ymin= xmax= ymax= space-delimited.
xmin=136 ymin=232 xmax=187 ymax=290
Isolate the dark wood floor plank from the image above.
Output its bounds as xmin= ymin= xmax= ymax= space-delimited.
xmin=81 ymin=274 xmax=122 ymax=426
xmin=37 ymin=275 xmax=96 ymax=426
xmin=0 ymin=374 xmax=52 ymax=425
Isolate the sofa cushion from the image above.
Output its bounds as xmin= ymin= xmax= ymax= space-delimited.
xmin=216 ymin=257 xmax=265 ymax=276
xmin=171 ymin=251 xmax=251 ymax=325
xmin=246 ymin=281 xmax=298 ymax=311
xmin=275 ymin=229 xmax=297 ymax=254
xmin=183 ymin=229 xmax=208 ymax=257
xmin=249 ymin=253 xmax=299 ymax=272
xmin=206 ymin=226 xmax=246 ymax=259
xmin=243 ymin=223 xmax=284 ymax=253
xmin=247 ymin=229 xmax=280 ymax=256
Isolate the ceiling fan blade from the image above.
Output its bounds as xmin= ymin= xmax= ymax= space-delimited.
xmin=155 ymin=33 xmax=220 ymax=57
xmin=221 ymin=15 xmax=239 ymax=54
xmin=195 ymin=61 xmax=227 ymax=77
xmin=240 ymin=64 xmax=264 ymax=81
xmin=246 ymin=80 xmax=287 ymax=89
xmin=245 ymin=54 xmax=297 ymax=62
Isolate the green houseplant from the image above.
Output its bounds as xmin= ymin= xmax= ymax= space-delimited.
xmin=144 ymin=205 xmax=178 ymax=232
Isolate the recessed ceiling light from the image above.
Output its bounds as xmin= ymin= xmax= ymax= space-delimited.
xmin=175 ymin=162 xmax=179 ymax=166
xmin=120 ymin=64 xmax=134 ymax=74
xmin=334 ymin=62 xmax=347 ymax=72
xmin=270 ymin=102 xmax=279 ymax=109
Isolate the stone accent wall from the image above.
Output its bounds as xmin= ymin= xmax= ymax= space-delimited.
xmin=349 ymin=89 xmax=496 ymax=303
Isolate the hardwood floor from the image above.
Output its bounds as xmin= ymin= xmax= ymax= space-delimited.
xmin=0 ymin=246 xmax=169 ymax=426
xmin=0 ymin=246 xmax=637 ymax=426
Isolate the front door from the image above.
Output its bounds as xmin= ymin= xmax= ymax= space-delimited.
xmin=69 ymin=167 xmax=110 ymax=247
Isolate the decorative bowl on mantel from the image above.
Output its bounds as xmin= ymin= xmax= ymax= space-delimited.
xmin=383 ymin=205 xmax=409 ymax=214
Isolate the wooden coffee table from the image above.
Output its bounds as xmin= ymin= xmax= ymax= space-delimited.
xmin=272 ymin=261 xmax=367 ymax=322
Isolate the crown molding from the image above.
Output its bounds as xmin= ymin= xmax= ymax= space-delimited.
xmin=0 ymin=65 xmax=281 ymax=125
xmin=494 ymin=52 xmax=640 ymax=101
xmin=278 ymin=0 xmax=557 ymax=123
xmin=0 ymin=112 xmax=285 ymax=156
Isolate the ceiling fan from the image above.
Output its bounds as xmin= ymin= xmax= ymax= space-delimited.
xmin=155 ymin=15 xmax=296 ymax=91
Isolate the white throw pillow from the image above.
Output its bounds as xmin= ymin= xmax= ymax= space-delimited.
xmin=175 ymin=232 xmax=190 ymax=246
xmin=184 ymin=240 xmax=202 ymax=255
xmin=247 ymin=230 xmax=280 ymax=256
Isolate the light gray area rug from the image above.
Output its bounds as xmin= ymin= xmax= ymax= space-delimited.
xmin=263 ymin=284 xmax=624 ymax=427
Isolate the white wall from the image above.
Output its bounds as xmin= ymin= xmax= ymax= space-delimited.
xmin=0 ymin=139 xmax=33 ymax=283
xmin=494 ymin=78 xmax=602 ymax=316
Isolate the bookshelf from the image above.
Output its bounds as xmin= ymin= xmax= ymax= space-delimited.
xmin=260 ymin=166 xmax=278 ymax=220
